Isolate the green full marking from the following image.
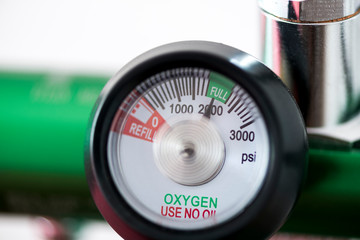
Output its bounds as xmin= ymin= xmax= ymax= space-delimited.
xmin=206 ymin=72 xmax=234 ymax=103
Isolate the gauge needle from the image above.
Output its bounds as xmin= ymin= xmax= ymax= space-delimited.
xmin=203 ymin=98 xmax=215 ymax=119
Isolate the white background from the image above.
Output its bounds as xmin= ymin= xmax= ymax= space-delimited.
xmin=0 ymin=0 xmax=259 ymax=75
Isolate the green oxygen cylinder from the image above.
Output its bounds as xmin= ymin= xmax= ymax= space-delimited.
xmin=0 ymin=70 xmax=360 ymax=237
xmin=0 ymin=70 xmax=107 ymax=217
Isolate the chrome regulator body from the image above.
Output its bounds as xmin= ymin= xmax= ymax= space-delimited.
xmin=259 ymin=0 xmax=360 ymax=149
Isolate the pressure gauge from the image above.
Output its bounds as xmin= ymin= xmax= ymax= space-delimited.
xmin=85 ymin=41 xmax=307 ymax=239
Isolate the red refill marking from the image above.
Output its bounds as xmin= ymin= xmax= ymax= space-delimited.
xmin=122 ymin=98 xmax=166 ymax=142
xmin=111 ymin=91 xmax=141 ymax=132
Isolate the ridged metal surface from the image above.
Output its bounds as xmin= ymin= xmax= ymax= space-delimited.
xmin=259 ymin=0 xmax=360 ymax=22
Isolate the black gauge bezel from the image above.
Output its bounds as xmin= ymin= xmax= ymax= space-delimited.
xmin=85 ymin=41 xmax=308 ymax=240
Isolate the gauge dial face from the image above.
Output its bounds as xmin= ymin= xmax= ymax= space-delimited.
xmin=107 ymin=67 xmax=270 ymax=230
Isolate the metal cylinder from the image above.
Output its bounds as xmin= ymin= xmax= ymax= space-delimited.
xmin=259 ymin=0 xmax=360 ymax=127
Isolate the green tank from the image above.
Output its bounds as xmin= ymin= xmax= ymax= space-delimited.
xmin=0 ymin=70 xmax=359 ymax=237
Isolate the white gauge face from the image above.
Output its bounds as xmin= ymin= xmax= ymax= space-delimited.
xmin=107 ymin=68 xmax=270 ymax=230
